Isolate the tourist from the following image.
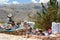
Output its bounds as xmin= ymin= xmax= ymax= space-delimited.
xmin=26 ymin=25 xmax=32 ymax=34
xmin=31 ymin=28 xmax=36 ymax=35
xmin=11 ymin=21 xmax=15 ymax=26
xmin=48 ymin=28 xmax=52 ymax=35
xmin=39 ymin=29 xmax=45 ymax=36
xmin=16 ymin=22 xmax=21 ymax=28
xmin=43 ymin=31 xmax=49 ymax=36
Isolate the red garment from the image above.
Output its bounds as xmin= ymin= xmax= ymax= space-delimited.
xmin=48 ymin=29 xmax=52 ymax=34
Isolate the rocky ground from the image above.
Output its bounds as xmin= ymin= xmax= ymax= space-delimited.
xmin=0 ymin=33 xmax=60 ymax=40
xmin=0 ymin=33 xmax=42 ymax=40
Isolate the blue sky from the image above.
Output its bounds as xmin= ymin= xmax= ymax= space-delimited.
xmin=8 ymin=0 xmax=32 ymax=4
xmin=9 ymin=0 xmax=49 ymax=4
xmin=0 ymin=0 xmax=59 ymax=4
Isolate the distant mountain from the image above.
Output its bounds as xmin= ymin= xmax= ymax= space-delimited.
xmin=0 ymin=3 xmax=42 ymax=22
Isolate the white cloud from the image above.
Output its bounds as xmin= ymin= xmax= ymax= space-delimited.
xmin=32 ymin=0 xmax=38 ymax=3
xmin=57 ymin=0 xmax=60 ymax=2
xmin=0 ymin=0 xmax=9 ymax=4
xmin=0 ymin=0 xmax=19 ymax=4
xmin=12 ymin=1 xmax=19 ymax=4
xmin=32 ymin=0 xmax=49 ymax=3
xmin=39 ymin=0 xmax=49 ymax=3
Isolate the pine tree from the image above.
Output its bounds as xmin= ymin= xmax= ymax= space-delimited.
xmin=29 ymin=0 xmax=59 ymax=30
xmin=40 ymin=0 xmax=58 ymax=30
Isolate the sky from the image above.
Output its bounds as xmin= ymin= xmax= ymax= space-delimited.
xmin=0 ymin=0 xmax=59 ymax=4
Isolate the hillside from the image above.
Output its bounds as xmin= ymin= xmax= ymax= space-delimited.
xmin=0 ymin=3 xmax=42 ymax=22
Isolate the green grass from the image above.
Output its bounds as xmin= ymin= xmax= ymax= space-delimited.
xmin=0 ymin=22 xmax=5 ymax=24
